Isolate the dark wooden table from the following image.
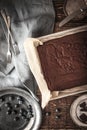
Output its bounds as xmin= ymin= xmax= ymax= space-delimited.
xmin=39 ymin=0 xmax=87 ymax=129
xmin=39 ymin=93 xmax=87 ymax=130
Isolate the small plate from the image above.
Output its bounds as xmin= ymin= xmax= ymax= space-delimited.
xmin=0 ymin=87 xmax=42 ymax=130
xmin=70 ymin=94 xmax=87 ymax=127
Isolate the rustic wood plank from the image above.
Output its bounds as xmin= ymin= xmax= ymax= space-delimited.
xmin=39 ymin=93 xmax=87 ymax=130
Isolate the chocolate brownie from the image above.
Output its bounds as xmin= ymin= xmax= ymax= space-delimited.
xmin=37 ymin=31 xmax=87 ymax=91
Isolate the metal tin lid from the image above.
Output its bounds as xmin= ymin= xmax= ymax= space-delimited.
xmin=0 ymin=87 xmax=42 ymax=130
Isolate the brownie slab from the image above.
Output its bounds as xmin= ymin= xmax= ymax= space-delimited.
xmin=37 ymin=31 xmax=87 ymax=91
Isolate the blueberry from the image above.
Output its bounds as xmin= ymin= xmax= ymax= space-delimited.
xmin=14 ymin=117 xmax=20 ymax=121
